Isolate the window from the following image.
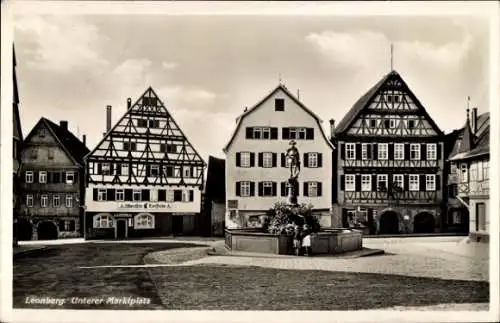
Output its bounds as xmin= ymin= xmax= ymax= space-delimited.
xmin=53 ymin=195 xmax=60 ymax=207
xmin=148 ymin=119 xmax=159 ymax=128
xmin=308 ymin=182 xmax=318 ymax=197
xmin=346 ymin=143 xmax=356 ymax=160
xmin=65 ymin=195 xmax=73 ymax=207
xmin=361 ymin=144 xmax=368 ymax=160
xmin=408 ymin=119 xmax=416 ymax=129
xmin=253 ymin=127 xmax=263 ymax=139
xmin=26 ymin=195 xmax=34 ymax=207
xmin=297 ymin=128 xmax=307 ymax=140
xmin=378 ymin=143 xmax=388 ymax=160
xmin=389 ymin=119 xmax=397 ymax=129
xmin=344 ymin=174 xmax=355 ymax=191
xmin=182 ymin=190 xmax=191 ymax=202
xmin=394 ymin=143 xmax=404 ymax=160
xmin=66 ymin=171 xmax=75 ymax=184
xmin=410 ymin=144 xmax=420 ymax=160
xmin=102 ymin=163 xmax=111 ymax=175
xmin=460 ymin=163 xmax=468 ymax=182
xmin=166 ymin=190 xmax=174 ymax=202
xmin=98 ymin=189 xmax=107 ymax=201
xmin=39 ymin=171 xmax=47 ymax=183
xmin=183 ymin=166 xmax=191 ymax=178
xmin=137 ymin=119 xmax=148 ymax=127
xmin=121 ymin=164 xmax=129 ymax=176
xmin=308 ymin=153 xmax=318 ymax=167
xmin=370 ymin=119 xmax=377 ymax=128
xmin=263 ymin=152 xmax=273 ymax=168
xmin=123 ymin=141 xmax=137 ymax=151
xmin=52 ymin=172 xmax=61 ymax=183
xmin=48 ymin=149 xmax=54 ymax=160
xmin=134 ymin=214 xmax=155 ymax=229
xmin=484 ymin=161 xmax=489 ymax=180
xmin=263 ymin=182 xmax=274 ymax=196
xmin=289 ymin=128 xmax=297 ymax=139
xmin=39 ymin=128 xmax=47 ymax=137
xmin=384 ymin=119 xmax=391 ymax=128
xmin=275 ymin=98 xmax=285 ymax=111
xmin=409 ymin=175 xmax=419 ymax=191
xmin=426 ymin=174 xmax=436 ymax=191
xmin=116 ymin=189 xmax=125 ymax=201
xmin=94 ymin=214 xmax=113 ymax=228
xmin=240 ymin=152 xmax=251 ymax=167
xmin=240 ymin=181 xmax=251 ymax=197
xmin=361 ymin=175 xmax=371 ymax=191
xmin=393 ymin=174 xmax=404 ymax=190
xmin=150 ymin=165 xmax=160 ymax=177
xmin=262 ymin=128 xmax=271 ymax=139
xmin=166 ymin=144 xmax=177 ymax=153
xmin=133 ymin=189 xmax=141 ymax=201
xmin=41 ymin=195 xmax=48 ymax=207
xmin=377 ymin=174 xmax=388 ymax=191
xmin=427 ymin=144 xmax=437 ymax=160
xmin=25 ymin=171 xmax=34 ymax=183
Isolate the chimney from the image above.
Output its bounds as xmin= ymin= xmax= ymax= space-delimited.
xmin=127 ymin=98 xmax=132 ymax=110
xmin=59 ymin=120 xmax=68 ymax=130
xmin=82 ymin=134 xmax=86 ymax=146
xmin=329 ymin=119 xmax=335 ymax=139
xmin=472 ymin=107 xmax=478 ymax=135
xmin=106 ymin=105 xmax=112 ymax=133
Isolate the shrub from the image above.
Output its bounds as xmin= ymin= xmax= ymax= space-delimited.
xmin=266 ymin=202 xmax=320 ymax=235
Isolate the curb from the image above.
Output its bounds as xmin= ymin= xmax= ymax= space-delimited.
xmin=364 ymin=233 xmax=468 ymax=238
xmin=13 ymin=246 xmax=49 ymax=259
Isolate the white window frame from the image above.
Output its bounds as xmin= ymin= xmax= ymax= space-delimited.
xmin=262 ymin=182 xmax=274 ymax=197
xmin=166 ymin=190 xmax=174 ymax=202
xmin=361 ymin=174 xmax=371 ymax=191
xmin=240 ymin=181 xmax=251 ymax=197
xmin=393 ymin=174 xmax=404 ymax=190
xmin=150 ymin=165 xmax=160 ymax=177
xmin=133 ymin=189 xmax=142 ymax=202
xmin=409 ymin=175 xmax=419 ymax=191
xmin=460 ymin=163 xmax=468 ymax=183
xmin=25 ymin=171 xmax=34 ymax=183
xmin=182 ymin=190 xmax=191 ymax=202
xmin=426 ymin=144 xmax=437 ymax=160
xmin=308 ymin=153 xmax=318 ymax=167
xmin=262 ymin=127 xmax=271 ymax=139
xmin=476 ymin=161 xmax=483 ymax=181
xmin=262 ymin=152 xmax=273 ymax=168
xmin=389 ymin=118 xmax=397 ymax=129
xmin=121 ymin=164 xmax=129 ymax=176
xmin=39 ymin=171 xmax=47 ymax=183
xmin=298 ymin=128 xmax=307 ymax=140
xmin=66 ymin=171 xmax=75 ymax=184
xmin=346 ymin=143 xmax=356 ymax=160
xmin=308 ymin=182 xmax=318 ymax=197
xmin=253 ymin=127 xmax=263 ymax=139
xmin=183 ymin=166 xmax=191 ymax=178
xmin=41 ymin=195 xmax=48 ymax=207
xmin=26 ymin=195 xmax=34 ymax=207
xmin=93 ymin=214 xmax=114 ymax=228
xmin=394 ymin=143 xmax=405 ymax=160
xmin=134 ymin=214 xmax=155 ymax=229
xmin=345 ymin=174 xmax=355 ymax=192
xmin=97 ymin=189 xmax=107 ymax=201
xmin=240 ymin=152 xmax=251 ymax=168
xmin=377 ymin=174 xmax=388 ymax=191
xmin=53 ymin=195 xmax=60 ymax=207
xmin=378 ymin=143 xmax=388 ymax=160
xmin=407 ymin=119 xmax=416 ymax=129
xmin=426 ymin=174 xmax=436 ymax=191
xmin=410 ymin=144 xmax=421 ymax=160
xmin=361 ymin=144 xmax=368 ymax=160
xmin=102 ymin=163 xmax=111 ymax=175
xmin=65 ymin=195 xmax=73 ymax=207
xmin=116 ymin=189 xmax=125 ymax=201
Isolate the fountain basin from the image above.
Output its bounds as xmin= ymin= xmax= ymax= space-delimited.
xmin=225 ymin=228 xmax=363 ymax=255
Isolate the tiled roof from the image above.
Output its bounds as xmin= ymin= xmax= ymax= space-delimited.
xmin=42 ymin=118 xmax=90 ymax=163
xmin=448 ymin=112 xmax=489 ymax=161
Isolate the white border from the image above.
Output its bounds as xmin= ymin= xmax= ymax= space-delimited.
xmin=1 ymin=1 xmax=498 ymax=323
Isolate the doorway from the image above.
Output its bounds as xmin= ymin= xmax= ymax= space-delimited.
xmin=116 ymin=219 xmax=127 ymax=239
xmin=413 ymin=212 xmax=435 ymax=233
xmin=37 ymin=221 xmax=58 ymax=240
xmin=172 ymin=216 xmax=183 ymax=236
xmin=379 ymin=211 xmax=400 ymax=234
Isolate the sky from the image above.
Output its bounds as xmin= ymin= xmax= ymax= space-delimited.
xmin=13 ymin=14 xmax=490 ymax=161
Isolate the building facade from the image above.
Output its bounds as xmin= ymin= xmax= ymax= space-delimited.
xmin=223 ymin=84 xmax=335 ymax=229
xmin=448 ymin=108 xmax=489 ymax=242
xmin=18 ymin=118 xmax=89 ymax=240
xmin=13 ymin=45 xmax=23 ymax=245
xmin=333 ymin=70 xmax=445 ymax=234
xmin=203 ymin=156 xmax=226 ymax=236
xmin=84 ymin=87 xmax=206 ymax=239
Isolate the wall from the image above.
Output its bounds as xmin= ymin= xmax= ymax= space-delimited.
xmin=211 ymin=202 xmax=225 ymax=236
xmin=469 ymin=198 xmax=489 ymax=234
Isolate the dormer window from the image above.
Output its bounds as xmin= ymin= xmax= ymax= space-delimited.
xmin=275 ymin=98 xmax=285 ymax=111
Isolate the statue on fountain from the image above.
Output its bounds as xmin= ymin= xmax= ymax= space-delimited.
xmin=285 ymin=140 xmax=301 ymax=206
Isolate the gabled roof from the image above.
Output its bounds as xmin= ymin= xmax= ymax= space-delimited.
xmin=223 ymin=84 xmax=335 ymax=153
xmin=204 ymin=156 xmax=226 ymax=203
xmin=24 ymin=117 xmax=90 ymax=166
xmin=335 ymin=70 xmax=443 ymax=136
xmin=449 ymin=112 xmax=490 ymax=161
xmin=13 ymin=44 xmax=23 ymax=141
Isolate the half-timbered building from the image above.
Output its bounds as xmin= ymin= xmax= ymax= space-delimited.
xmin=223 ymin=83 xmax=335 ymax=229
xmin=84 ymin=87 xmax=206 ymax=239
xmin=18 ymin=118 xmax=89 ymax=240
xmin=333 ymin=70 xmax=445 ymax=234
xmin=447 ymin=108 xmax=489 ymax=242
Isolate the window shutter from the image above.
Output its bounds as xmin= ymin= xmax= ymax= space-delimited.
xmin=367 ymin=145 xmax=372 ymax=160
xmin=116 ymin=165 xmax=122 ymax=175
xmin=355 ymin=144 xmax=361 ymax=160
xmin=189 ymin=190 xmax=194 ymax=201
xmin=421 ymin=144 xmax=427 ymax=160
xmin=142 ymin=189 xmax=150 ymax=201
xmin=74 ymin=171 xmax=79 ymax=183
xmin=340 ymin=144 xmax=345 ymax=160
xmin=235 ymin=182 xmax=241 ymax=196
xmin=317 ymin=182 xmax=322 ymax=196
xmin=405 ymin=144 xmax=411 ymax=160
xmin=160 ymin=143 xmax=165 ymax=152
xmin=258 ymin=153 xmax=263 ymax=167
xmin=373 ymin=144 xmax=378 ymax=160
xmin=306 ymin=128 xmax=314 ymax=140
xmin=145 ymin=164 xmax=151 ymax=177
xmin=93 ymin=188 xmax=98 ymax=201
xmin=250 ymin=182 xmax=255 ymax=196
xmin=258 ymin=182 xmax=263 ymax=196
xmin=271 ymin=127 xmax=278 ymax=140
xmin=436 ymin=175 xmax=441 ymax=190
xmin=97 ymin=163 xmax=102 ymax=175
xmin=282 ymin=127 xmax=289 ymax=140
xmin=404 ymin=175 xmax=409 ymax=191
xmin=281 ymin=182 xmax=287 ymax=197
xmin=303 ymin=182 xmax=309 ymax=196
xmin=272 ymin=182 xmax=277 ymax=196
xmin=419 ymin=174 xmax=426 ymax=191
xmin=372 ymin=175 xmax=377 ymax=191
xmin=355 ymin=175 xmax=361 ymax=191
xmin=303 ymin=153 xmax=309 ymax=168
xmin=340 ymin=175 xmax=345 ymax=191
xmin=250 ymin=153 xmax=255 ymax=167
xmin=109 ymin=163 xmax=115 ymax=175
xmin=318 ymin=153 xmax=323 ymax=167
xmin=158 ymin=189 xmax=166 ymax=201
xmin=236 ymin=152 xmax=241 ymax=167
xmin=246 ymin=127 xmax=253 ymax=139
xmin=437 ymin=143 xmax=442 ymax=160
xmin=107 ymin=189 xmax=116 ymax=201
xmin=272 ymin=153 xmax=277 ymax=167
xmin=125 ymin=189 xmax=132 ymax=201
xmin=281 ymin=153 xmax=286 ymax=167
xmin=47 ymin=172 xmax=52 ymax=184
xmin=388 ymin=144 xmax=394 ymax=160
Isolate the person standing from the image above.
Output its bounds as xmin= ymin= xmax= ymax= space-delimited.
xmin=302 ymin=224 xmax=312 ymax=256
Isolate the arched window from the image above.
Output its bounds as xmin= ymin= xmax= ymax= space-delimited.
xmin=93 ymin=214 xmax=114 ymax=228
xmin=134 ymin=213 xmax=154 ymax=229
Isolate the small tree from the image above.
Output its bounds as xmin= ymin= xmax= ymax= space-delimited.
xmin=266 ymin=202 xmax=320 ymax=235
